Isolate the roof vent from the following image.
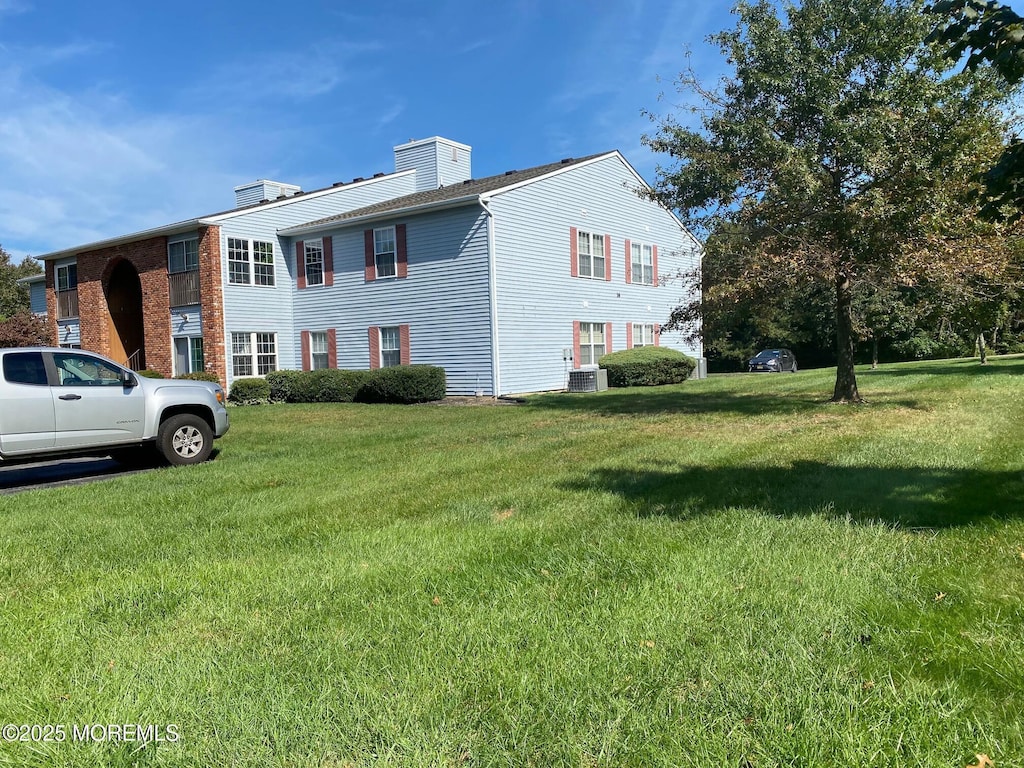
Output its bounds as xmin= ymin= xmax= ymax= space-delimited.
xmin=462 ymin=178 xmax=473 ymax=185
xmin=373 ymin=172 xmax=385 ymax=178
xmin=561 ymin=157 xmax=574 ymax=164
xmin=504 ymin=170 xmax=517 ymax=176
xmin=352 ymin=177 xmax=364 ymax=183
xmin=332 ymin=181 xmax=346 ymax=187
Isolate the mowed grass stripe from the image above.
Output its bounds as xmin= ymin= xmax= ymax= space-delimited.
xmin=0 ymin=356 xmax=1022 ymax=766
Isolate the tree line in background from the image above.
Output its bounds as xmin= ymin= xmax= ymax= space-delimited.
xmin=0 ymin=243 xmax=48 ymax=348
xmin=647 ymin=0 xmax=1023 ymax=397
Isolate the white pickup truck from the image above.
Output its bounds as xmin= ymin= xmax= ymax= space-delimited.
xmin=0 ymin=347 xmax=229 ymax=466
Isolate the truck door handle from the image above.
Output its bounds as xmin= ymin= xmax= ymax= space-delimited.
xmin=59 ymin=394 xmax=82 ymax=400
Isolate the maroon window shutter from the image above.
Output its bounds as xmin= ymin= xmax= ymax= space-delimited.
xmin=626 ymin=323 xmax=633 ymax=349
xmin=624 ymin=239 xmax=632 ymax=285
xmin=652 ymin=245 xmax=659 ymax=287
xmin=569 ymin=227 xmax=578 ymax=278
xmin=300 ymin=330 xmax=311 ymax=371
xmin=572 ymin=321 xmax=581 ymax=366
xmin=604 ymin=234 xmax=612 ymax=281
xmin=327 ymin=328 xmax=337 ymax=368
xmin=605 ymin=322 xmax=613 ymax=354
xmin=399 ymin=324 xmax=411 ymax=365
xmin=396 ymin=224 xmax=408 ymax=278
xmin=368 ymin=326 xmax=380 ymax=369
xmin=654 ymin=323 xmax=661 ymax=347
xmin=296 ymin=241 xmax=306 ymax=289
xmin=364 ymin=230 xmax=375 ymax=282
xmin=323 ymin=236 xmax=334 ymax=287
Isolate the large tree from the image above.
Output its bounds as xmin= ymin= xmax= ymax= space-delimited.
xmin=0 ymin=243 xmax=42 ymax=321
xmin=645 ymin=0 xmax=1011 ymax=401
xmin=928 ymin=0 xmax=1024 ymax=221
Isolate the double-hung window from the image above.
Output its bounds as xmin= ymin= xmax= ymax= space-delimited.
xmin=228 ymin=238 xmax=276 ymax=286
xmin=374 ymin=227 xmax=397 ymax=278
xmin=631 ymin=242 xmax=654 ymax=285
xmin=578 ymin=322 xmax=606 ymax=366
xmin=380 ymin=326 xmax=401 ymax=367
xmin=304 ymin=240 xmax=324 ymax=287
xmin=632 ymin=323 xmax=655 ymax=347
xmin=168 ymin=239 xmax=199 ymax=274
xmin=56 ymin=263 xmax=78 ymax=319
xmin=577 ymin=231 xmax=606 ymax=279
xmin=231 ymin=332 xmax=277 ymax=377
xmin=310 ymin=331 xmax=329 ymax=370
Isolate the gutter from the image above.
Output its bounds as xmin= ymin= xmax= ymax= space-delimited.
xmin=479 ymin=198 xmax=502 ymax=398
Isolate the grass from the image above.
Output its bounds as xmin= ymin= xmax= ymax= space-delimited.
xmin=1 ymin=356 xmax=1022 ymax=767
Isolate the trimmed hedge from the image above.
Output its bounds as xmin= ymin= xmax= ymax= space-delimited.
xmin=228 ymin=377 xmax=271 ymax=405
xmin=357 ymin=365 xmax=446 ymax=404
xmin=138 ymin=369 xmax=165 ymax=379
xmin=176 ymin=371 xmax=220 ymax=382
xmin=598 ymin=347 xmax=697 ymax=387
xmin=265 ymin=370 xmax=304 ymax=402
xmin=296 ymin=369 xmax=370 ymax=403
xmin=264 ymin=366 xmax=446 ymax=404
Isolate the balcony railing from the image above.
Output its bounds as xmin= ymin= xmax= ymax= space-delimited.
xmin=169 ymin=270 xmax=200 ymax=307
xmin=56 ymin=289 xmax=79 ymax=319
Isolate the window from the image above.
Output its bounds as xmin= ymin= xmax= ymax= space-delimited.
xmin=174 ymin=337 xmax=205 ymax=376
xmin=310 ymin=331 xmax=329 ymax=370
xmin=578 ymin=322 xmax=606 ymax=366
xmin=576 ymin=231 xmax=606 ymax=279
xmin=228 ymin=238 xmax=276 ymax=286
xmin=380 ymin=326 xmax=401 ymax=367
xmin=631 ymin=242 xmax=655 ymax=285
xmin=632 ymin=323 xmax=655 ymax=348
xmin=3 ymin=352 xmax=47 ymax=386
xmin=304 ymin=240 xmax=324 ymax=286
xmin=231 ymin=332 xmax=277 ymax=377
xmin=168 ymin=238 xmax=199 ymax=274
xmin=374 ymin=227 xmax=397 ymax=278
xmin=53 ymin=352 xmax=124 ymax=387
xmin=56 ymin=264 xmax=79 ymax=319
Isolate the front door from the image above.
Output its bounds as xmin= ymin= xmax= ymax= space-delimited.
xmin=50 ymin=351 xmax=146 ymax=450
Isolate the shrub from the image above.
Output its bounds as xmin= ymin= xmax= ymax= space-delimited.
xmin=266 ymin=370 xmax=304 ymax=402
xmin=306 ymin=369 xmax=371 ymax=402
xmin=229 ymin=377 xmax=270 ymax=405
xmin=356 ymin=365 xmax=446 ymax=404
xmin=176 ymin=371 xmax=220 ymax=382
xmin=138 ymin=369 xmax=165 ymax=379
xmin=598 ymin=347 xmax=697 ymax=387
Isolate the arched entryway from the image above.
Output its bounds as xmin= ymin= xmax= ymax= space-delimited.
xmin=106 ymin=260 xmax=146 ymax=370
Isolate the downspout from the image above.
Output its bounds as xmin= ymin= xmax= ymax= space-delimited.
xmin=479 ymin=198 xmax=502 ymax=397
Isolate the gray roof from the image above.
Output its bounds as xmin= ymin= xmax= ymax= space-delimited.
xmin=289 ymin=152 xmax=613 ymax=232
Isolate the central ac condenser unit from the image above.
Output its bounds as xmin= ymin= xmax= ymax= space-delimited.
xmin=567 ymin=368 xmax=608 ymax=393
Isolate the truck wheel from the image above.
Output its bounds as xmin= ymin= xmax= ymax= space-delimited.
xmin=158 ymin=414 xmax=213 ymax=466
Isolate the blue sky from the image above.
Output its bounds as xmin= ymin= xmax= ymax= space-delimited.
xmin=0 ymin=0 xmax=735 ymax=261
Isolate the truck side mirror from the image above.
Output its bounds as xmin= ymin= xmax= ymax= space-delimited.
xmin=122 ymin=370 xmax=138 ymax=388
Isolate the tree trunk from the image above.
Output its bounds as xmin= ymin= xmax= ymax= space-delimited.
xmin=871 ymin=335 xmax=878 ymax=370
xmin=832 ymin=271 xmax=862 ymax=403
xmin=977 ymin=332 xmax=988 ymax=364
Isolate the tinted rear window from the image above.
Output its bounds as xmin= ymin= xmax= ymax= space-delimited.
xmin=2 ymin=352 xmax=48 ymax=386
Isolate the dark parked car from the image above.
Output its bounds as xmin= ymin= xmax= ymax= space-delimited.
xmin=748 ymin=348 xmax=797 ymax=373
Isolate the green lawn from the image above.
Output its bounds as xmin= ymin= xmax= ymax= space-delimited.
xmin=1 ymin=357 xmax=1022 ymax=767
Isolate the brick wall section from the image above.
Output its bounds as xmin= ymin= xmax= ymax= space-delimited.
xmin=66 ymin=236 xmax=171 ymax=373
xmin=197 ymin=225 xmax=226 ymax=388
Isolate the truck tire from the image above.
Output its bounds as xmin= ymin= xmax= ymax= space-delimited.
xmin=158 ymin=414 xmax=213 ymax=466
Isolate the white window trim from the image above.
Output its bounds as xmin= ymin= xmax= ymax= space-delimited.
xmin=631 ymin=323 xmax=655 ymax=348
xmin=630 ymin=241 xmax=655 ymax=286
xmin=374 ymin=226 xmax=397 ymax=280
xmin=310 ymin=331 xmax=329 ymax=370
xmin=576 ymin=230 xmax=606 ymax=280
xmin=231 ymin=331 xmax=278 ymax=378
xmin=379 ymin=326 xmax=401 ymax=368
xmin=579 ymin=321 xmax=606 ymax=366
xmin=173 ymin=336 xmax=206 ymax=376
xmin=304 ymin=239 xmax=325 ymax=287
